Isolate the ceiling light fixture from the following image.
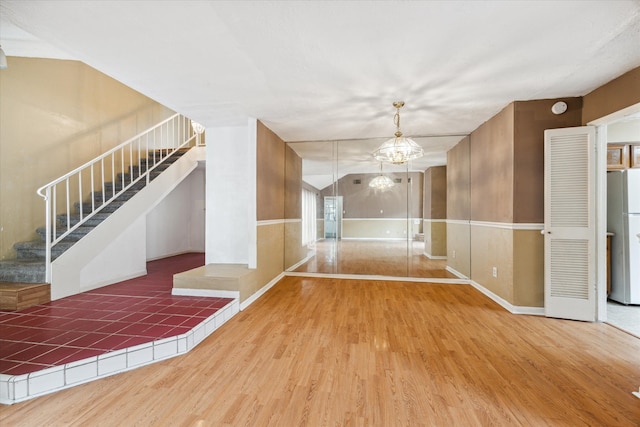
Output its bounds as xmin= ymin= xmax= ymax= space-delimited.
xmin=0 ymin=45 xmax=7 ymax=70
xmin=373 ymin=101 xmax=423 ymax=164
xmin=369 ymin=163 xmax=395 ymax=191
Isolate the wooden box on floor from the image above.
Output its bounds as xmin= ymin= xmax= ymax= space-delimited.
xmin=0 ymin=283 xmax=51 ymax=311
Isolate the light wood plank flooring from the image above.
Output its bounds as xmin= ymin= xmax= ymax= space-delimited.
xmin=293 ymin=240 xmax=457 ymax=278
xmin=1 ymin=276 xmax=639 ymax=426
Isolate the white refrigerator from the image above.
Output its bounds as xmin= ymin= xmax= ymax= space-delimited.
xmin=607 ymin=169 xmax=640 ymax=304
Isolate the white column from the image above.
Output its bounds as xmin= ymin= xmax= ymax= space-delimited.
xmin=205 ymin=119 xmax=257 ymax=267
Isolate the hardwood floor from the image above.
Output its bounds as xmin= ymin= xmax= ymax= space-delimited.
xmin=1 ymin=276 xmax=639 ymax=426
xmin=293 ymin=240 xmax=458 ymax=279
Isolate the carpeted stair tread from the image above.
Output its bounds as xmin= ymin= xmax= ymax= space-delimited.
xmin=1 ymin=146 xmax=192 ymax=284
xmin=0 ymin=259 xmax=46 ymax=283
xmin=14 ymin=240 xmax=75 ymax=260
xmin=36 ymin=225 xmax=96 ymax=242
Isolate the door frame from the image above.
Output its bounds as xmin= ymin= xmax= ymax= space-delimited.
xmin=588 ymin=102 xmax=640 ymax=322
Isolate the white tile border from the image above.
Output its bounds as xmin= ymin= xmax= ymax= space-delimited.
xmin=0 ymin=298 xmax=238 ymax=405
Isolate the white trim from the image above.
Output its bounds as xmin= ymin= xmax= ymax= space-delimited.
xmin=286 ymin=252 xmax=315 ymax=271
xmin=446 ymin=266 xmax=468 ymax=279
xmin=240 ymin=272 xmax=285 ymax=311
xmin=587 ymin=102 xmax=640 ymax=323
xmin=0 ymin=299 xmax=239 ymax=405
xmin=341 ymin=237 xmax=408 ymax=241
xmin=248 ymin=118 xmax=257 ymax=269
xmin=469 ymin=280 xmax=545 ymax=316
xmin=587 ymin=102 xmax=640 ymax=126
xmin=256 ymin=219 xmax=300 ymax=226
xmin=171 ymin=288 xmax=239 ymax=299
xmin=342 ymin=217 xmax=422 ymax=221
xmin=447 ymin=219 xmax=471 ymax=226
xmin=285 ymin=271 xmax=468 ymax=285
xmin=595 ymin=125 xmax=608 ymax=322
xmin=422 ymin=218 xmax=446 ymax=223
xmin=423 ymin=251 xmax=447 ymax=260
xmin=257 ymin=219 xmax=285 ymax=226
xmin=470 ymin=221 xmax=544 ymax=230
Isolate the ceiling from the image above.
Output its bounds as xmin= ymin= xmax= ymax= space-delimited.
xmin=1 ymin=1 xmax=640 ymax=188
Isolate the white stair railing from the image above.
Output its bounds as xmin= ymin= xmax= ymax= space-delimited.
xmin=37 ymin=113 xmax=198 ymax=282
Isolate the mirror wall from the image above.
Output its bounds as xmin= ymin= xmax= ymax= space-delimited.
xmin=285 ymin=137 xmax=467 ymax=280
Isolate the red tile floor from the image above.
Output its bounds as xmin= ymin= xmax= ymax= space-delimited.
xmin=0 ymin=253 xmax=232 ymax=376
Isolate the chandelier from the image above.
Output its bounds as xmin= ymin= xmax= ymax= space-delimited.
xmin=373 ymin=101 xmax=423 ymax=164
xmin=369 ymin=163 xmax=395 ymax=191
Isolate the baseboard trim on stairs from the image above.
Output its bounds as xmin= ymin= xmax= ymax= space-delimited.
xmin=171 ymin=288 xmax=239 ymax=299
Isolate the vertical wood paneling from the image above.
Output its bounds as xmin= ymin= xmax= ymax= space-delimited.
xmin=470 ymin=104 xmax=514 ymax=223
xmin=513 ymin=98 xmax=582 ymax=223
xmin=446 ymin=137 xmax=470 ymax=221
xmin=284 ymin=145 xmax=302 ymax=219
xmin=256 ymin=121 xmax=285 ymax=221
xmin=582 ymin=66 xmax=640 ymax=125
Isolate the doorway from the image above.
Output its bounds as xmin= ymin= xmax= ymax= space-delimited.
xmin=324 ymin=196 xmax=343 ymax=239
xmin=591 ymin=102 xmax=640 ymax=336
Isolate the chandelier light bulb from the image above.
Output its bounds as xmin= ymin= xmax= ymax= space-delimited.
xmin=373 ymin=101 xmax=423 ymax=164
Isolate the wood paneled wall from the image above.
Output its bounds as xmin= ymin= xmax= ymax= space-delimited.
xmin=582 ymin=66 xmax=640 ymax=124
xmin=513 ymin=98 xmax=582 ymax=223
xmin=423 ymin=166 xmax=447 ymax=220
xmin=256 ymin=121 xmax=286 ymax=221
xmin=285 ymin=145 xmax=302 ymax=220
xmin=470 ymin=104 xmax=515 ymax=223
xmin=446 ymin=137 xmax=470 ymax=221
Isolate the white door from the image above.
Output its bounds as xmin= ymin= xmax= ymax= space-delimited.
xmin=544 ymin=126 xmax=596 ymax=321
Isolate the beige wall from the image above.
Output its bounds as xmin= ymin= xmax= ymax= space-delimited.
xmin=255 ymin=121 xmax=306 ymax=294
xmin=255 ymin=121 xmax=286 ymax=294
xmin=423 ymin=220 xmax=446 ymax=258
xmin=255 ymin=222 xmax=284 ymax=302
xmin=423 ymin=166 xmax=447 ymax=257
xmin=0 ymin=58 xmax=175 ymax=260
xmin=256 ymin=121 xmax=285 ymax=222
xmin=284 ymin=144 xmax=305 ymax=270
xmin=447 ymin=98 xmax=582 ymax=306
xmin=446 ymin=221 xmax=470 ymax=277
xmin=446 ymin=137 xmax=470 ymax=276
xmin=322 ymin=172 xmax=424 ymax=219
xmin=342 ymin=218 xmax=419 ymax=240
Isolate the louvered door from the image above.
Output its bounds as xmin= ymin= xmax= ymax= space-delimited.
xmin=543 ymin=127 xmax=596 ymax=321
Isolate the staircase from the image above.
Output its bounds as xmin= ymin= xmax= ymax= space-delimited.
xmin=0 ymin=148 xmax=191 ymax=284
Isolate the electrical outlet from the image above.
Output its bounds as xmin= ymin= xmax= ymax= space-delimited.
xmin=492 ymin=267 xmax=498 ymax=278
xmin=452 ymin=250 xmax=456 ymax=259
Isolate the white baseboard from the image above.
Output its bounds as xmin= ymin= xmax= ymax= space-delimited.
xmin=240 ymin=272 xmax=285 ymax=311
xmin=445 ymin=266 xmax=468 ymax=279
xmin=286 ymin=253 xmax=315 ymax=272
xmin=285 ymin=271 xmax=467 ymax=285
xmin=469 ymin=280 xmax=545 ymax=316
xmin=423 ymin=251 xmax=447 ymax=260
xmin=171 ymin=288 xmax=239 ymax=299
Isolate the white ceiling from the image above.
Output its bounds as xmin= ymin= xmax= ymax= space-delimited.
xmin=1 ymin=1 xmax=640 ymax=189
